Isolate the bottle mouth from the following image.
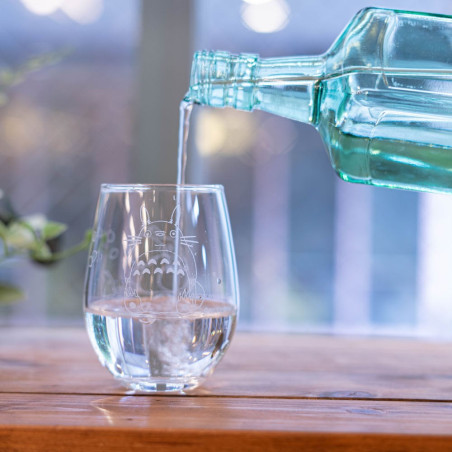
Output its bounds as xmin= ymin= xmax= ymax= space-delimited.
xmin=189 ymin=50 xmax=259 ymax=109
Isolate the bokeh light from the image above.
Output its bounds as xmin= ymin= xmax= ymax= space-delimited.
xmin=20 ymin=0 xmax=103 ymax=23
xmin=196 ymin=109 xmax=256 ymax=157
xmin=241 ymin=0 xmax=290 ymax=34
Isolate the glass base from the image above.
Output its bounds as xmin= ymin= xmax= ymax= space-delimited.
xmin=117 ymin=376 xmax=204 ymax=393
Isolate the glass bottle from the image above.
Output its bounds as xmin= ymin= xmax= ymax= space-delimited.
xmin=188 ymin=7 xmax=452 ymax=193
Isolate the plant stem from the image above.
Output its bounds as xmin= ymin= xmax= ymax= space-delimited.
xmin=38 ymin=230 xmax=92 ymax=263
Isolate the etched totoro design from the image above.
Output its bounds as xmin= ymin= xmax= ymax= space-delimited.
xmin=124 ymin=204 xmax=205 ymax=319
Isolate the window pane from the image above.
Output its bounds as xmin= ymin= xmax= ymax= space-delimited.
xmin=0 ymin=0 xmax=139 ymax=325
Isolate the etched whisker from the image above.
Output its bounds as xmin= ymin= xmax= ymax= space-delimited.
xmin=126 ymin=236 xmax=142 ymax=245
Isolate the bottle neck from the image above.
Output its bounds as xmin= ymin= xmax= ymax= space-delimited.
xmin=189 ymin=51 xmax=325 ymax=124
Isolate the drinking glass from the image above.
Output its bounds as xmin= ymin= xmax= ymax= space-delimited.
xmin=84 ymin=184 xmax=239 ymax=392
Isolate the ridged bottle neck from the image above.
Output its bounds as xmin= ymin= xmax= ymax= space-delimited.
xmin=188 ymin=50 xmax=325 ymax=124
xmin=189 ymin=51 xmax=259 ymax=110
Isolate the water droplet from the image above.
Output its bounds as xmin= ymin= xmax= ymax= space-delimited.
xmin=217 ymin=278 xmax=222 ymax=285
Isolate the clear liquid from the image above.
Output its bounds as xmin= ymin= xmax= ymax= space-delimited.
xmin=177 ymin=97 xmax=194 ymax=185
xmin=85 ymin=298 xmax=237 ymax=392
xmin=317 ymin=70 xmax=452 ymax=192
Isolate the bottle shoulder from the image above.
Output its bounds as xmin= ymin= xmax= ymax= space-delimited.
xmin=324 ymin=7 xmax=452 ymax=76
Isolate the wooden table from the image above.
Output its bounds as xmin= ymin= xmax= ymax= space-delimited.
xmin=2 ymin=329 xmax=452 ymax=451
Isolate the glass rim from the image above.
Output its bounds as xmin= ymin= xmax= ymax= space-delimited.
xmin=101 ymin=183 xmax=224 ymax=192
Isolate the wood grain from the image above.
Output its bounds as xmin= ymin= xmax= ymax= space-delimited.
xmin=3 ymin=394 xmax=452 ymax=451
xmin=2 ymin=328 xmax=452 ymax=451
xmin=2 ymin=328 xmax=452 ymax=400
xmin=3 ymin=428 xmax=452 ymax=452
xmin=3 ymin=393 xmax=452 ymax=434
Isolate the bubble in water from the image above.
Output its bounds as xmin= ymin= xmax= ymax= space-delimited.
xmin=217 ymin=278 xmax=222 ymax=285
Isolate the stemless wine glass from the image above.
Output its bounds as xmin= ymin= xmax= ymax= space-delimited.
xmin=84 ymin=184 xmax=239 ymax=392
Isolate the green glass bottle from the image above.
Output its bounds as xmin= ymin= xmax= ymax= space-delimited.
xmin=189 ymin=7 xmax=452 ymax=193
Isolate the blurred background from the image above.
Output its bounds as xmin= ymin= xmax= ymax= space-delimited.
xmin=1 ymin=0 xmax=452 ymax=337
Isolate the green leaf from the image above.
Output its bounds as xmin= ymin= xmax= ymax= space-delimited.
xmin=0 ymin=190 xmax=18 ymax=225
xmin=5 ymin=222 xmax=35 ymax=250
xmin=30 ymin=241 xmax=51 ymax=261
xmin=0 ymin=220 xmax=8 ymax=236
xmin=41 ymin=221 xmax=67 ymax=240
xmin=0 ymin=283 xmax=24 ymax=303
